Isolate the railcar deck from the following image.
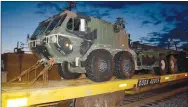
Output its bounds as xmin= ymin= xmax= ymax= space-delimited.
xmin=2 ymin=72 xmax=188 ymax=107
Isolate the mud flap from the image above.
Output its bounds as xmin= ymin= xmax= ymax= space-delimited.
xmin=153 ymin=67 xmax=161 ymax=75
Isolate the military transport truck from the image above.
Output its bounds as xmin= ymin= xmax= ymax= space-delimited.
xmin=28 ymin=11 xmax=178 ymax=82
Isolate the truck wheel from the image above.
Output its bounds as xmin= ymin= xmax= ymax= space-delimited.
xmin=58 ymin=62 xmax=81 ymax=79
xmin=159 ymin=54 xmax=168 ymax=75
xmin=85 ymin=50 xmax=113 ymax=82
xmin=168 ymin=55 xmax=178 ymax=74
xmin=114 ymin=51 xmax=135 ymax=79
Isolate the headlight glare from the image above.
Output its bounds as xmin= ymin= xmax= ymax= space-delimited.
xmin=7 ymin=98 xmax=28 ymax=107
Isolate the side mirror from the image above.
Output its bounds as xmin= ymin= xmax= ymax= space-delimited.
xmin=80 ymin=19 xmax=86 ymax=32
xmin=87 ymin=27 xmax=91 ymax=32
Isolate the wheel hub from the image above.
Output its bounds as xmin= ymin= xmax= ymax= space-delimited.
xmin=123 ymin=60 xmax=131 ymax=72
xmin=161 ymin=60 xmax=165 ymax=70
xmin=98 ymin=59 xmax=108 ymax=72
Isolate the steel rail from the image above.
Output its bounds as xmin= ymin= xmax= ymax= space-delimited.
xmin=121 ymin=85 xmax=188 ymax=107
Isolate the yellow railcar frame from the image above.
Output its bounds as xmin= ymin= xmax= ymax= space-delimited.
xmin=2 ymin=72 xmax=188 ymax=107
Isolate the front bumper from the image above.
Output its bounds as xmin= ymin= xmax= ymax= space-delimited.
xmin=28 ymin=34 xmax=74 ymax=62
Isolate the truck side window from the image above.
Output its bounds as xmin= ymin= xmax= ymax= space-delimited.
xmin=74 ymin=18 xmax=80 ymax=31
xmin=67 ymin=18 xmax=73 ymax=30
xmin=67 ymin=18 xmax=87 ymax=32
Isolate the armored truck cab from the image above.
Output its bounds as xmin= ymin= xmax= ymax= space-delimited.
xmin=29 ymin=11 xmax=136 ymax=82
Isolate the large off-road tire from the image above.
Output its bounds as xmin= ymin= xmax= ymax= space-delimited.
xmin=159 ymin=54 xmax=168 ymax=75
xmin=85 ymin=50 xmax=113 ymax=82
xmin=168 ymin=55 xmax=178 ymax=74
xmin=114 ymin=51 xmax=135 ymax=79
xmin=58 ymin=62 xmax=81 ymax=79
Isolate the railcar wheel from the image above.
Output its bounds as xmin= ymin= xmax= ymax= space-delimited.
xmin=168 ymin=55 xmax=178 ymax=74
xmin=159 ymin=54 xmax=168 ymax=75
xmin=58 ymin=62 xmax=81 ymax=79
xmin=114 ymin=51 xmax=135 ymax=79
xmin=85 ymin=50 xmax=113 ymax=82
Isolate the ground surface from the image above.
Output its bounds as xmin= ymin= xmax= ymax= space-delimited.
xmin=137 ymin=92 xmax=188 ymax=107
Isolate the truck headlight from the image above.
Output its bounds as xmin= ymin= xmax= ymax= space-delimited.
xmin=7 ymin=98 xmax=28 ymax=107
xmin=69 ymin=44 xmax=73 ymax=50
xmin=65 ymin=43 xmax=73 ymax=50
xmin=56 ymin=36 xmax=73 ymax=55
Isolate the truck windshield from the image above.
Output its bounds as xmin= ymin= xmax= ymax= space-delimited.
xmin=45 ymin=14 xmax=67 ymax=35
xmin=31 ymin=21 xmax=50 ymax=39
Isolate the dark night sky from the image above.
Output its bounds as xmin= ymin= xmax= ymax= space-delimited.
xmin=2 ymin=1 xmax=188 ymax=53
